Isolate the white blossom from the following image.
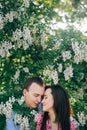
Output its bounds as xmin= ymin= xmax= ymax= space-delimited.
xmin=23 ymin=0 xmax=30 ymax=8
xmin=20 ymin=116 xmax=29 ymax=130
xmin=14 ymin=114 xmax=22 ymax=124
xmin=54 ymin=40 xmax=61 ymax=50
xmin=58 ymin=63 xmax=63 ymax=73
xmin=41 ymin=32 xmax=47 ymax=49
xmin=43 ymin=65 xmax=54 ymax=77
xmin=71 ymin=41 xmax=87 ymax=63
xmin=51 ymin=70 xmax=59 ymax=84
xmin=2 ymin=101 xmax=12 ymax=119
xmin=72 ymin=41 xmax=80 ymax=53
xmin=8 ymin=96 xmax=16 ymax=103
xmin=0 ymin=14 xmax=4 ymax=29
xmin=22 ymin=42 xmax=29 ymax=50
xmin=23 ymin=67 xmax=29 ymax=73
xmin=17 ymin=96 xmax=24 ymax=105
xmin=14 ymin=114 xmax=30 ymax=130
xmin=62 ymin=50 xmax=72 ymax=61
xmin=0 ymin=96 xmax=32 ymax=129
xmin=30 ymin=110 xmax=37 ymax=115
xmin=43 ymin=66 xmax=58 ymax=84
xmin=0 ymin=42 xmax=13 ymax=57
xmin=12 ymin=29 xmax=22 ymax=41
xmin=70 ymin=97 xmax=76 ymax=104
xmin=13 ymin=70 xmax=20 ymax=82
xmin=77 ymin=88 xmax=84 ymax=99
xmin=5 ymin=11 xmax=17 ymax=22
xmin=0 ymin=3 xmax=2 ymax=8
xmin=74 ymin=54 xmax=81 ymax=64
xmin=77 ymin=112 xmax=87 ymax=126
xmin=0 ymin=48 xmax=6 ymax=57
xmin=64 ymin=65 xmax=73 ymax=80
xmin=23 ymin=26 xmax=32 ymax=44
xmin=0 ymin=102 xmax=4 ymax=114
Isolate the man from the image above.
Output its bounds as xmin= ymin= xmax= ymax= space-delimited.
xmin=6 ymin=76 xmax=45 ymax=130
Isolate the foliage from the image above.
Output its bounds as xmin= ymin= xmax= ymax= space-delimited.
xmin=0 ymin=114 xmax=6 ymax=130
xmin=0 ymin=96 xmax=37 ymax=130
xmin=0 ymin=0 xmax=87 ymax=130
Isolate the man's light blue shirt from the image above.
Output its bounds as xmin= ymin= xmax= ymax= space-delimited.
xmin=5 ymin=104 xmax=43 ymax=130
xmin=5 ymin=112 xmax=20 ymax=130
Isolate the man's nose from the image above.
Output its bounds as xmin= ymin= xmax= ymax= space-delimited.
xmin=41 ymin=98 xmax=44 ymax=103
xmin=37 ymin=97 xmax=41 ymax=103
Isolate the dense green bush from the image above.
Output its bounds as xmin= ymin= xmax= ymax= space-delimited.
xmin=0 ymin=0 xmax=87 ymax=129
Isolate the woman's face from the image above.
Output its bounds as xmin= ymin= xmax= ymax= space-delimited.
xmin=41 ymin=88 xmax=54 ymax=112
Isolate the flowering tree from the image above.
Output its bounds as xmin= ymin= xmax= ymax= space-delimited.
xmin=41 ymin=29 xmax=87 ymax=129
xmin=0 ymin=0 xmax=87 ymax=130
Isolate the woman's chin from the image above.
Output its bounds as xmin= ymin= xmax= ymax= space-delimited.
xmin=43 ymin=108 xmax=47 ymax=112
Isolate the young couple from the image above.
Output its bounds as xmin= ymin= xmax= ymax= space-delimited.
xmin=6 ymin=76 xmax=79 ymax=130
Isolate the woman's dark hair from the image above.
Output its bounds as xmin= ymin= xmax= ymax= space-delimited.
xmin=41 ymin=84 xmax=70 ymax=130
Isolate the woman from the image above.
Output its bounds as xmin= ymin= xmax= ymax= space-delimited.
xmin=35 ymin=84 xmax=79 ymax=130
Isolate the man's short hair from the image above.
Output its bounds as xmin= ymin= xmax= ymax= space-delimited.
xmin=24 ymin=76 xmax=44 ymax=90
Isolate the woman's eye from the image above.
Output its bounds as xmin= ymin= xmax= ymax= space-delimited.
xmin=44 ymin=96 xmax=47 ymax=99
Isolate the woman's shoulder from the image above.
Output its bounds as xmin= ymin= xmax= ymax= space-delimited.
xmin=70 ymin=116 xmax=79 ymax=130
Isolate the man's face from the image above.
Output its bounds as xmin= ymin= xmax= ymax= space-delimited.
xmin=23 ymin=82 xmax=44 ymax=108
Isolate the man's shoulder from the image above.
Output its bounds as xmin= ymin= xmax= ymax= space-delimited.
xmin=6 ymin=112 xmax=20 ymax=130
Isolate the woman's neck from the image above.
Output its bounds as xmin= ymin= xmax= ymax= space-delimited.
xmin=48 ymin=110 xmax=58 ymax=130
xmin=48 ymin=110 xmax=56 ymax=122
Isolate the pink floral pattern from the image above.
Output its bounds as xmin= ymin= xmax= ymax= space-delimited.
xmin=35 ymin=114 xmax=79 ymax=130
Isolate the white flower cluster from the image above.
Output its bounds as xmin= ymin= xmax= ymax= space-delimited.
xmin=30 ymin=110 xmax=37 ymax=115
xmin=14 ymin=70 xmax=20 ymax=80
xmin=62 ymin=50 xmax=72 ymax=62
xmin=17 ymin=96 xmax=24 ymax=105
xmin=12 ymin=67 xmax=29 ymax=84
xmin=0 ymin=0 xmax=30 ymax=29
xmin=40 ymin=31 xmax=47 ymax=49
xmin=51 ymin=70 xmax=59 ymax=84
xmin=0 ymin=96 xmax=15 ymax=119
xmin=5 ymin=11 xmax=18 ymax=23
xmin=12 ymin=27 xmax=33 ymax=50
xmin=23 ymin=0 xmax=30 ymax=8
xmin=0 ymin=14 xmax=4 ymax=29
xmin=43 ymin=65 xmax=58 ymax=84
xmin=77 ymin=112 xmax=87 ymax=126
xmin=14 ymin=114 xmax=30 ymax=130
xmin=0 ymin=96 xmax=36 ymax=130
xmin=23 ymin=67 xmax=29 ymax=73
xmin=72 ymin=41 xmax=87 ymax=64
xmin=12 ymin=69 xmax=20 ymax=84
xmin=63 ymin=65 xmax=73 ymax=80
xmin=70 ymin=97 xmax=76 ymax=105
xmin=0 ymin=28 xmax=33 ymax=58
xmin=0 ymin=41 xmax=13 ymax=57
xmin=0 ymin=10 xmax=18 ymax=29
xmin=12 ymin=27 xmax=32 ymax=41
xmin=58 ymin=63 xmax=63 ymax=73
xmin=0 ymin=1 xmax=33 ymax=58
xmin=54 ymin=40 xmax=62 ymax=50
xmin=43 ymin=64 xmax=74 ymax=82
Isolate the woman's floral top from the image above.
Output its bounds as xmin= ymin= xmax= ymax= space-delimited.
xmin=34 ymin=114 xmax=79 ymax=130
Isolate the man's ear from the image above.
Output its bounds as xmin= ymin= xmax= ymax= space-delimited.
xmin=23 ymin=89 xmax=27 ymax=96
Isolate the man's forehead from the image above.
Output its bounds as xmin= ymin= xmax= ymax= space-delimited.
xmin=29 ymin=84 xmax=44 ymax=92
xmin=29 ymin=82 xmax=42 ymax=88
